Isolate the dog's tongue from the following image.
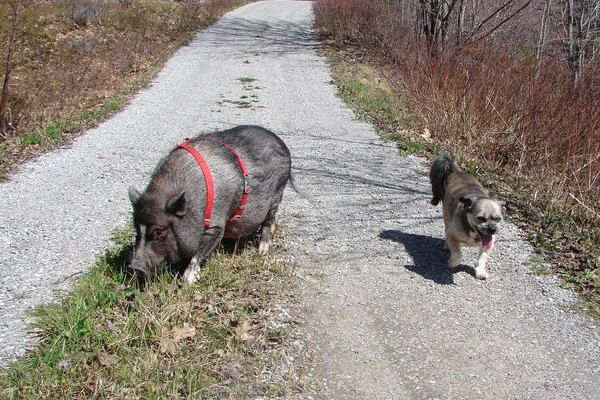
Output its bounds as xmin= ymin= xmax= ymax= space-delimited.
xmin=481 ymin=234 xmax=493 ymax=250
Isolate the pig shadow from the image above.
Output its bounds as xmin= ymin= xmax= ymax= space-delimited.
xmin=379 ymin=230 xmax=475 ymax=284
xmin=220 ymin=236 xmax=260 ymax=254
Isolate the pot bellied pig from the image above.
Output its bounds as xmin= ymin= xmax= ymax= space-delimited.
xmin=127 ymin=125 xmax=291 ymax=283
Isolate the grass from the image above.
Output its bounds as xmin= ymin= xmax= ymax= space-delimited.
xmin=237 ymin=77 xmax=257 ymax=83
xmin=0 ymin=228 xmax=304 ymax=399
xmin=324 ymin=48 xmax=440 ymax=157
xmin=16 ymin=97 xmax=127 ymax=148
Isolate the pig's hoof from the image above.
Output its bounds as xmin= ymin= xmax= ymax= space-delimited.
xmin=182 ymin=257 xmax=200 ymax=284
xmin=258 ymin=241 xmax=270 ymax=256
xmin=183 ymin=269 xmax=198 ymax=284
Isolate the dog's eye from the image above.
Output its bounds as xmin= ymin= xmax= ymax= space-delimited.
xmin=492 ymin=217 xmax=502 ymax=222
xmin=477 ymin=216 xmax=487 ymax=222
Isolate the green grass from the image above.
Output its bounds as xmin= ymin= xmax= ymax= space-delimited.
xmin=237 ymin=77 xmax=257 ymax=83
xmin=16 ymin=97 xmax=128 ymax=149
xmin=0 ymin=228 xmax=302 ymax=399
xmin=326 ymin=51 xmax=442 ymax=158
xmin=338 ymin=79 xmax=397 ymax=123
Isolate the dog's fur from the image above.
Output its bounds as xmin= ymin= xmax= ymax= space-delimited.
xmin=430 ymin=152 xmax=503 ymax=280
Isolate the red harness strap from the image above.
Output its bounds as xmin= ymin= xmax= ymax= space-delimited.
xmin=178 ymin=140 xmax=214 ymax=228
xmin=203 ymin=137 xmax=251 ymax=226
xmin=178 ymin=138 xmax=251 ymax=228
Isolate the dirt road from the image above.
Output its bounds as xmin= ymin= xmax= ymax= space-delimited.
xmin=0 ymin=1 xmax=598 ymax=398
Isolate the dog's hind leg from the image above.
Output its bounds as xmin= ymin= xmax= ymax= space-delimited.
xmin=446 ymin=237 xmax=463 ymax=268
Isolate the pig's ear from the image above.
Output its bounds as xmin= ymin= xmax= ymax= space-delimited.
xmin=166 ymin=191 xmax=187 ymax=217
xmin=128 ymin=186 xmax=142 ymax=206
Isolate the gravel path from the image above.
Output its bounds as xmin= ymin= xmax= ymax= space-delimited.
xmin=1 ymin=1 xmax=599 ymax=399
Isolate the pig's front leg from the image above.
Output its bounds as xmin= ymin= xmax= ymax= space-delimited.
xmin=182 ymin=256 xmax=201 ymax=284
xmin=183 ymin=227 xmax=223 ymax=284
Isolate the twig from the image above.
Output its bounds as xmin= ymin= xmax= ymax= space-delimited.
xmin=569 ymin=192 xmax=600 ymax=219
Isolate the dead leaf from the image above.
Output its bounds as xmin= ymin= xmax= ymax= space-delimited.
xmin=144 ymin=352 xmax=158 ymax=366
xmin=234 ymin=320 xmax=253 ymax=342
xmin=214 ymin=349 xmax=225 ymax=357
xmin=159 ymin=337 xmax=177 ymax=354
xmin=170 ymin=322 xmax=196 ymax=343
xmin=97 ymin=352 xmax=117 ymax=367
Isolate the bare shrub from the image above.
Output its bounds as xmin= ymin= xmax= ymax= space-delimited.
xmin=0 ymin=0 xmax=250 ymax=178
xmin=315 ymin=0 xmax=600 ymax=224
xmin=72 ymin=6 xmax=99 ymax=26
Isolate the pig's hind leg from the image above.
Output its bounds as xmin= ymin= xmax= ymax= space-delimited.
xmin=258 ymin=207 xmax=278 ymax=256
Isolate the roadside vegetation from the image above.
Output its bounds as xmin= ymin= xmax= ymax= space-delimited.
xmin=0 ymin=1 xmax=308 ymax=398
xmin=0 ymin=0 xmax=249 ymax=181
xmin=314 ymin=0 xmax=600 ymax=317
xmin=0 ymin=229 xmax=305 ymax=399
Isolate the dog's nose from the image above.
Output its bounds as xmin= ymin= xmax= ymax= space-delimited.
xmin=488 ymin=225 xmax=497 ymax=234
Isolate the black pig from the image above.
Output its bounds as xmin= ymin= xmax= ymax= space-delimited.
xmin=127 ymin=125 xmax=291 ymax=283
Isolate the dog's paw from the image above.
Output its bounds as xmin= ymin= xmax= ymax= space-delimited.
xmin=448 ymin=255 xmax=462 ymax=268
xmin=475 ymin=268 xmax=489 ymax=280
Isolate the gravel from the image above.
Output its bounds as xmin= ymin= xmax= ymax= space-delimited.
xmin=1 ymin=1 xmax=599 ymax=399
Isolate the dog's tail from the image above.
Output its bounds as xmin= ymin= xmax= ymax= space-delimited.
xmin=429 ymin=152 xmax=457 ymax=205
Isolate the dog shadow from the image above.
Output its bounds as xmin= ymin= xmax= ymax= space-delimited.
xmin=380 ymin=230 xmax=475 ymax=284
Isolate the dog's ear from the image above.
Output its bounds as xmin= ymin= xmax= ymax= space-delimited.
xmin=459 ymin=196 xmax=474 ymax=211
xmin=498 ymin=200 xmax=507 ymax=217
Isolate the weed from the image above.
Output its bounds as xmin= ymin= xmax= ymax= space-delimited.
xmin=242 ymin=84 xmax=261 ymax=91
xmin=525 ymin=255 xmax=552 ymax=277
xmin=238 ymin=76 xmax=257 ymax=83
xmin=17 ymin=134 xmax=43 ymax=146
xmin=0 ymin=144 xmax=7 ymax=165
xmin=218 ymin=96 xmax=261 ymax=109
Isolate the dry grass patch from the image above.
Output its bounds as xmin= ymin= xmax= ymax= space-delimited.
xmin=0 ymin=0 xmax=250 ymax=180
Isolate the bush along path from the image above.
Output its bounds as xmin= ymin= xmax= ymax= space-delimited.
xmin=0 ymin=1 xmax=598 ymax=399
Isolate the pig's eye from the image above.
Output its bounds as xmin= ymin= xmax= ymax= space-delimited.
xmin=151 ymin=229 xmax=168 ymax=241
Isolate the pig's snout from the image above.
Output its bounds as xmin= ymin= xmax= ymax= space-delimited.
xmin=128 ymin=258 xmax=149 ymax=278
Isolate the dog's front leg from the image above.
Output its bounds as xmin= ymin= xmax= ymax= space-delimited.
xmin=446 ymin=237 xmax=462 ymax=268
xmin=474 ymin=244 xmax=494 ymax=280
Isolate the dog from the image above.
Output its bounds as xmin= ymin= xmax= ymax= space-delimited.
xmin=430 ymin=152 xmax=504 ymax=280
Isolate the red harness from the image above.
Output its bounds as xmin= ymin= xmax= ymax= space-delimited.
xmin=178 ymin=138 xmax=250 ymax=228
